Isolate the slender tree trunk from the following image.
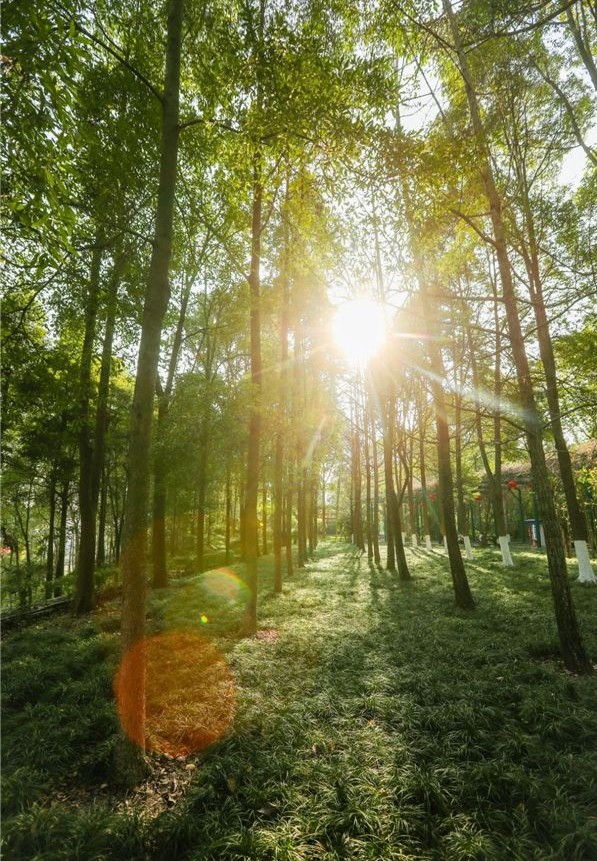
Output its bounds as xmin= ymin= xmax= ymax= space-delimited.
xmin=96 ymin=466 xmax=108 ymax=565
xmin=243 ymin=152 xmax=263 ymax=633
xmin=73 ymin=234 xmax=103 ymax=614
xmin=364 ymin=396 xmax=374 ymax=560
xmin=335 ymin=464 xmax=342 ymax=542
xmin=369 ymin=396 xmax=381 ymax=563
xmin=321 ymin=474 xmax=327 ymax=539
xmin=196 ymin=429 xmax=209 ymax=572
xmin=406 ymin=432 xmax=417 ymax=548
xmin=566 ymin=6 xmax=597 ymax=91
xmin=261 ymin=481 xmax=268 ymax=556
xmin=310 ymin=472 xmax=318 ymax=553
xmin=392 ymin=423 xmax=412 ymax=581
xmin=454 ymin=392 xmax=473 ymax=561
xmin=444 ymin=0 xmax=590 ymax=671
xmin=54 ymin=478 xmax=69 ymax=596
xmin=351 ymin=397 xmax=365 ymax=551
xmin=117 ymin=0 xmax=185 ymax=781
xmin=225 ymin=463 xmax=232 ymax=565
xmin=93 ymin=261 xmax=120 ymax=569
xmin=415 ymin=285 xmax=474 ymax=607
xmin=518 ymin=184 xmax=595 ymax=582
xmin=152 ymin=269 xmax=194 ymax=588
xmin=285 ymin=460 xmax=294 ymax=575
xmin=298 ymin=464 xmax=308 ymax=566
xmin=418 ymin=399 xmax=433 ymax=551
xmin=382 ymin=411 xmax=396 ymax=572
xmin=46 ymin=468 xmax=57 ymax=599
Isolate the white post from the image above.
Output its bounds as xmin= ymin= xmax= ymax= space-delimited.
xmin=463 ymin=535 xmax=473 ymax=560
xmin=425 ymin=534 xmax=432 ymax=551
xmin=574 ymin=540 xmax=597 ymax=584
xmin=443 ymin=536 xmax=448 ymax=553
xmin=411 ymin=533 xmax=418 ymax=548
xmin=498 ymin=535 xmax=514 ymax=566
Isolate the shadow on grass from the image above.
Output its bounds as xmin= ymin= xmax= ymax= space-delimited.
xmin=2 ymin=541 xmax=597 ymax=861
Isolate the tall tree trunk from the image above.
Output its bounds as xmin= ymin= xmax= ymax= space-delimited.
xmin=334 ymin=464 xmax=342 ymax=542
xmin=418 ymin=398 xmax=433 ymax=550
xmin=93 ymin=261 xmax=120 ymax=569
xmin=196 ymin=440 xmax=209 ymax=573
xmin=54 ymin=478 xmax=69 ymax=596
xmin=382 ymin=410 xmax=396 ymax=572
xmin=96 ymin=466 xmax=108 ymax=565
xmin=566 ymin=6 xmax=597 ymax=91
xmin=369 ymin=393 xmax=381 ymax=563
xmin=454 ymin=392 xmax=473 ymax=561
xmin=117 ymin=0 xmax=185 ymax=781
xmin=364 ymin=396 xmax=374 ymax=560
xmin=416 ymin=284 xmax=474 ymax=607
xmin=72 ymin=234 xmax=103 ymax=615
xmin=152 ymin=268 xmax=194 ymax=588
xmin=285 ymin=459 xmax=294 ymax=576
xmin=444 ymin=0 xmax=590 ymax=671
xmin=517 ymin=179 xmax=595 ymax=582
xmin=321 ymin=473 xmax=327 ymax=540
xmin=351 ymin=399 xmax=365 ymax=551
xmin=243 ymin=152 xmax=263 ymax=633
xmin=46 ymin=468 xmax=57 ymax=599
xmin=392 ymin=65 xmax=473 ymax=606
xmin=392 ymin=420 xmax=412 ymax=581
xmin=225 ymin=463 xmax=232 ymax=565
xmin=261 ymin=480 xmax=268 ymax=556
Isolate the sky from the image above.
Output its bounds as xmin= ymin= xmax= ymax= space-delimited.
xmin=559 ymin=126 xmax=597 ymax=188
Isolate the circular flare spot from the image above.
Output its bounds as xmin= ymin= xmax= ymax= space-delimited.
xmin=202 ymin=568 xmax=247 ymax=603
xmin=114 ymin=630 xmax=235 ymax=757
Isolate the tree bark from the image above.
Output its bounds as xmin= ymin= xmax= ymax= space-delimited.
xmin=243 ymin=153 xmax=263 ymax=633
xmin=72 ymin=234 xmax=103 ymax=614
xmin=46 ymin=468 xmax=57 ymax=599
xmin=117 ymin=0 xmax=185 ymax=780
xmin=54 ymin=478 xmax=69 ymax=596
xmin=152 ymin=269 xmax=194 ymax=588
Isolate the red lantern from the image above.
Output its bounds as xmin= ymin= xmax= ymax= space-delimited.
xmin=474 ymin=494 xmax=482 ymax=502
xmin=507 ymin=480 xmax=518 ymax=490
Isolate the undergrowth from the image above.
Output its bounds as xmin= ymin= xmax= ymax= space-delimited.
xmin=2 ymin=543 xmax=597 ymax=860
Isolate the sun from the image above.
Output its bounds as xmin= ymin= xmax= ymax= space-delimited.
xmin=332 ymin=298 xmax=386 ymax=368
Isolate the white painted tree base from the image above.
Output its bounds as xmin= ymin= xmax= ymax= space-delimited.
xmin=498 ymin=535 xmax=514 ymax=567
xmin=443 ymin=536 xmax=448 ymax=553
xmin=574 ymin=540 xmax=597 ymax=583
xmin=425 ymin=535 xmax=432 ymax=551
xmin=411 ymin=533 xmax=418 ymax=547
xmin=401 ymin=533 xmax=406 ymax=545
xmin=463 ymin=535 xmax=473 ymax=560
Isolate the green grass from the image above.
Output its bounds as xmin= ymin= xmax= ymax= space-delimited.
xmin=2 ymin=543 xmax=597 ymax=860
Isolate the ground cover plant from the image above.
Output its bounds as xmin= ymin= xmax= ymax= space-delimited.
xmin=2 ymin=542 xmax=597 ymax=860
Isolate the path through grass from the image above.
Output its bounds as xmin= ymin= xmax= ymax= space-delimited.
xmin=2 ymin=543 xmax=597 ymax=860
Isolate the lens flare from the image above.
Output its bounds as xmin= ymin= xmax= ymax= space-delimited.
xmin=114 ymin=630 xmax=235 ymax=758
xmin=332 ymin=298 xmax=386 ymax=367
xmin=202 ymin=568 xmax=247 ymax=603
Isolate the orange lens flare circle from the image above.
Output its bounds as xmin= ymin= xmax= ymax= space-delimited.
xmin=114 ymin=630 xmax=235 ymax=758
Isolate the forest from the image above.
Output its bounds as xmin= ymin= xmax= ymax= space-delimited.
xmin=2 ymin=0 xmax=597 ymax=859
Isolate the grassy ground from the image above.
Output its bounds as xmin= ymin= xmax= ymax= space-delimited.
xmin=2 ymin=542 xmax=597 ymax=860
